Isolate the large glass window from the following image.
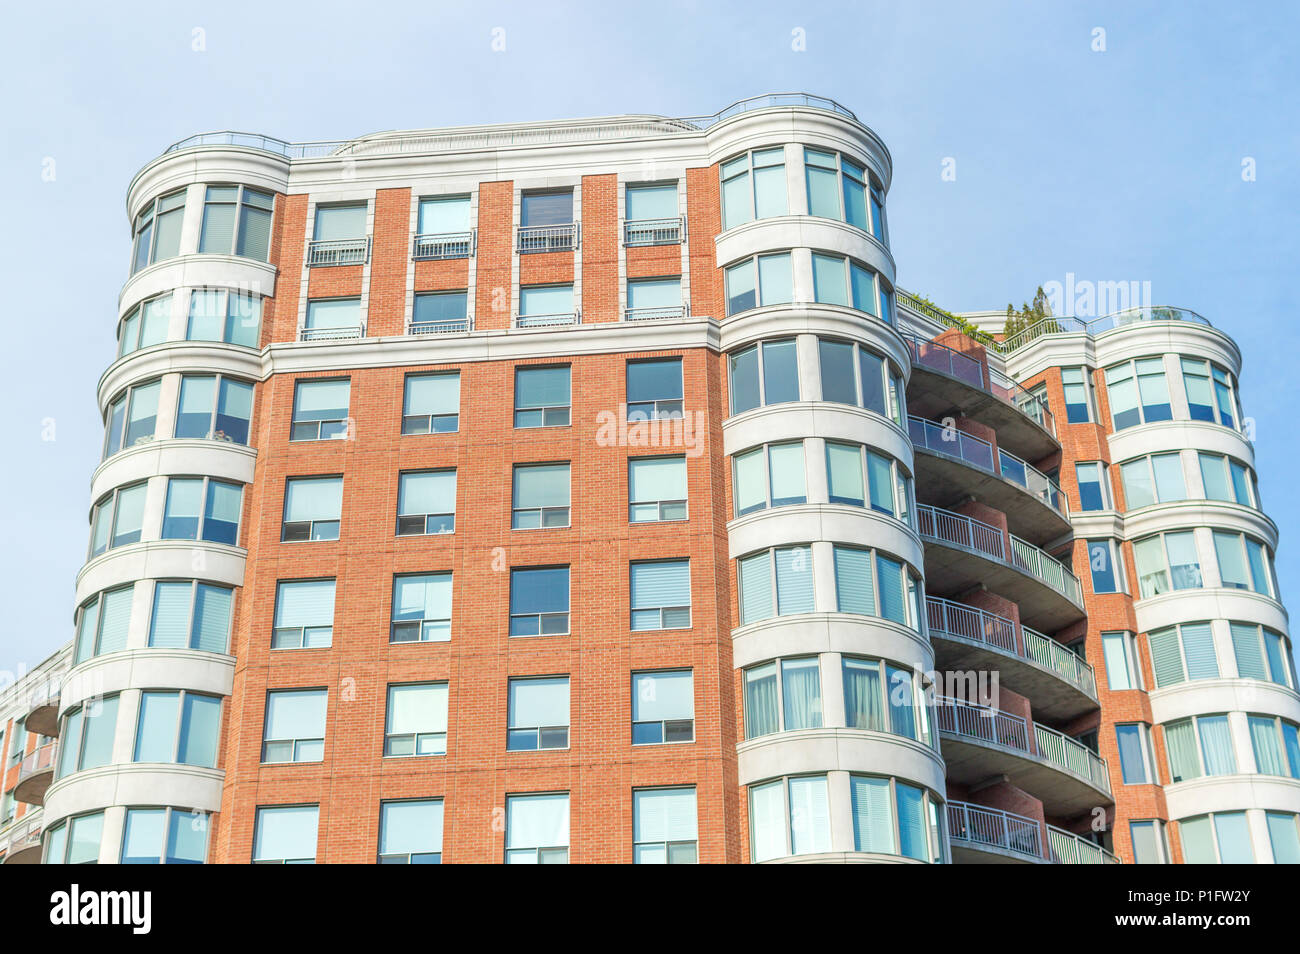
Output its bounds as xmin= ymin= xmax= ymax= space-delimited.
xmin=252 ymin=805 xmax=318 ymax=864
xmin=817 ymin=339 xmax=905 ymax=424
xmin=1180 ymin=812 xmax=1253 ymax=864
xmin=518 ymin=284 xmax=574 ymax=322
xmin=505 ymin=794 xmax=569 ymax=864
xmin=512 ymin=463 xmax=570 ymax=529
xmin=57 ymin=695 xmax=120 ymax=778
xmin=626 ymin=277 xmax=683 ymax=318
xmin=118 ymin=293 xmax=172 ymax=357
xmin=634 ymin=788 xmax=698 ymax=864
xmin=520 ymin=191 xmax=573 ymax=227
xmin=403 ymin=372 xmax=460 ymax=434
xmin=1249 ymin=715 xmax=1300 ymax=779
xmin=1074 ymin=462 xmax=1109 ymax=511
xmin=626 ymin=358 xmax=683 ymax=421
xmin=199 ymin=185 xmax=274 ymax=260
xmin=743 ymin=657 xmax=822 ymax=738
xmin=721 ymin=148 xmax=787 ymax=230
xmin=261 ymin=689 xmax=327 ymax=763
xmin=132 ymin=190 xmax=186 ymax=273
xmin=629 ymin=455 xmax=687 ymax=522
xmin=395 ymin=470 xmax=457 ymax=536
xmin=510 ymin=566 xmax=569 ymax=636
xmin=391 ymin=573 xmax=452 ymax=644
xmin=1213 ymin=531 xmax=1274 ymax=595
xmin=630 ymin=560 xmax=691 ymax=631
xmin=161 ymin=477 xmax=243 ymax=546
xmin=187 ymin=288 xmax=261 ymax=347
xmin=290 ymin=379 xmax=349 ymax=442
xmin=749 ymin=775 xmax=831 ymax=861
xmin=304 ymin=298 xmax=362 ymax=336
xmin=1086 ymin=539 xmax=1122 ymax=594
xmin=1147 ymin=622 xmax=1219 ymax=687
xmin=826 ymin=442 xmax=909 ymax=518
xmin=121 ymin=808 xmax=208 ymax=864
xmin=1105 ymin=358 xmax=1171 ymax=430
xmin=174 ymin=375 xmax=254 ymax=445
xmin=44 ymin=812 xmax=106 ymax=865
xmin=1119 ymin=453 xmax=1186 ymax=508
xmin=1129 ymin=820 xmax=1168 ymax=864
xmin=734 ymin=442 xmax=807 ymax=515
xmin=811 ymin=253 xmax=886 ymax=321
xmin=842 ymin=657 xmax=931 ymax=744
xmin=412 ymin=291 xmax=469 ymax=331
xmin=1133 ymin=531 xmax=1202 ymax=597
xmin=74 ymin=586 xmax=133 ymax=663
xmin=1198 ymin=452 xmax=1256 ymax=507
xmin=724 ymin=253 xmax=793 ymax=315
xmin=1267 ymin=813 xmax=1300 ymax=864
xmin=738 ymin=547 xmax=814 ymax=624
xmin=514 ymin=366 xmax=570 ymax=428
xmin=631 ymin=670 xmax=694 ymax=745
xmin=1061 ymin=367 xmax=1093 ymax=423
xmin=1101 ymin=631 xmax=1141 ymax=691
xmin=1181 ymin=357 xmax=1240 ymax=428
xmin=272 ymin=579 xmax=335 ymax=650
xmin=149 ymin=581 xmax=233 ymax=653
xmin=507 ymin=676 xmax=569 ymax=751
xmin=378 ymin=800 xmax=444 ymax=864
xmin=133 ymin=690 xmax=221 ymax=767
xmin=281 ymin=477 xmax=342 ymax=542
xmin=384 ymin=682 xmax=448 ymax=757
xmin=417 ymin=194 xmax=471 ymax=236
xmin=1231 ymin=623 xmax=1294 ymax=687
xmin=728 ymin=339 xmax=799 ymax=414
xmin=1164 ymin=714 xmax=1236 ymax=782
xmin=88 ymin=482 xmax=147 ymax=558
xmin=625 ymin=183 xmax=678 ymax=221
xmin=1116 ymin=723 xmax=1157 ymax=784
xmin=103 ymin=380 xmax=161 ymax=459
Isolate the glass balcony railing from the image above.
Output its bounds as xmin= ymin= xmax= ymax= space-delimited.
xmin=1002 ymin=306 xmax=1212 ymax=353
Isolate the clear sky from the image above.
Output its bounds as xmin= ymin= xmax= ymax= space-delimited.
xmin=1 ymin=0 xmax=1297 ymax=676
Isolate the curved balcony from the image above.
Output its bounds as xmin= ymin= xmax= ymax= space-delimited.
xmin=1 ymin=817 xmax=43 ymax=864
xmin=908 ymin=416 xmax=1070 ymax=541
xmin=901 ymin=334 xmax=1057 ymax=460
xmin=1047 ymin=826 xmax=1121 ymax=864
xmin=21 ymin=677 xmax=64 ymax=739
xmin=926 ymin=597 xmax=1097 ymax=721
xmin=916 ymin=504 xmax=1084 ymax=631
xmin=946 ymin=801 xmax=1044 ymax=864
xmin=13 ymin=742 xmax=57 ymax=807
xmin=1002 ymin=305 xmax=1212 ymax=353
xmin=935 ymin=696 xmax=1112 ymax=816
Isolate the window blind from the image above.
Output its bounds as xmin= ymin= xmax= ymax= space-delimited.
xmin=265 ymin=690 xmax=326 ymax=740
xmin=387 ymin=684 xmax=447 ymax=735
xmin=851 ymin=776 xmax=894 ymax=853
xmin=255 ymin=806 xmax=318 ymax=861
xmin=406 ymin=373 xmax=460 ymax=415
xmin=775 ymin=547 xmax=814 ymax=614
xmin=632 ymin=671 xmax=692 ymax=723
xmin=634 ymin=788 xmax=697 ymax=843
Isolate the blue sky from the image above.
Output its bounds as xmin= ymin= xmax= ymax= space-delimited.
xmin=1 ymin=0 xmax=1296 ymax=674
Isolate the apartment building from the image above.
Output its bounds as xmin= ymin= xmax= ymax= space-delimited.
xmin=5 ymin=93 xmax=1294 ymax=864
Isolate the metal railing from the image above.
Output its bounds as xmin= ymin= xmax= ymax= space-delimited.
xmin=996 ymin=450 xmax=1068 ymax=517
xmin=1008 ymin=535 xmax=1082 ymax=606
xmin=514 ymin=311 xmax=581 ymax=329
xmin=412 ymin=230 xmax=476 ymax=260
xmin=1048 ymin=825 xmax=1121 ymax=864
xmin=2 ymin=817 xmax=42 ymax=861
xmin=1034 ymin=723 xmax=1111 ymax=793
xmin=1023 ymin=626 xmax=1097 ymax=697
xmin=896 ymin=291 xmax=1001 ymax=350
xmin=1002 ymin=305 xmax=1212 ymax=353
xmin=624 ymin=305 xmax=688 ymax=322
xmin=934 ymin=696 xmax=1030 ymax=751
xmin=916 ymin=504 xmax=1004 ymax=559
xmin=306 ymin=237 xmax=370 ymax=267
xmin=624 ymin=217 xmax=685 ymax=246
xmin=409 ymin=316 xmax=473 ymax=336
xmin=516 ymin=223 xmax=579 ymax=253
xmin=908 ymin=416 xmax=995 ymax=471
xmin=300 ymin=320 xmax=366 ymax=342
xmin=947 ymin=801 xmax=1042 ymax=860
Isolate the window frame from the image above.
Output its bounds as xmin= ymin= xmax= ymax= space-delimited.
xmin=148 ymin=579 xmax=234 ymax=653
xmin=289 ymin=377 xmax=351 ymax=442
xmin=513 ymin=365 xmax=571 ymax=429
xmin=509 ymin=565 xmax=571 ymax=637
xmin=396 ymin=469 xmax=458 ymax=536
xmin=198 ymin=184 xmax=275 ymax=261
xmin=120 ymin=806 xmax=210 ymax=864
xmin=511 ymin=462 xmax=572 ymax=530
xmin=185 ymin=287 xmax=262 ymax=347
xmin=383 ymin=681 xmax=449 ymax=758
xmin=160 ymin=475 xmax=244 ymax=546
xmin=260 ymin=688 xmax=328 ymax=764
xmin=280 ymin=476 xmax=343 ymax=543
xmin=628 ymin=454 xmax=688 ymax=523
xmin=390 ymin=572 xmax=453 ymax=644
xmin=88 ymin=481 xmax=148 ymax=558
xmin=629 ymin=558 xmax=692 ymax=631
xmin=631 ymin=669 xmax=695 ymax=745
xmin=271 ymin=578 xmax=336 ymax=650
xmin=402 ymin=370 xmax=461 ymax=435
xmin=132 ymin=689 xmax=223 ymax=767
xmin=506 ymin=675 xmax=571 ymax=752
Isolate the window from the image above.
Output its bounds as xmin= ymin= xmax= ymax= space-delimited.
xmin=817 ymin=339 xmax=905 ymax=424
xmin=1180 ymin=812 xmax=1253 ymax=864
xmin=1105 ymin=358 xmax=1171 ymax=429
xmin=161 ymin=477 xmax=243 ymax=545
xmin=1267 ymin=812 xmax=1300 ymax=864
xmin=1249 ymin=715 xmax=1300 ymax=778
xmin=626 ymin=358 xmax=683 ymax=421
xmin=281 ymin=477 xmax=342 ymax=542
xmin=629 ymin=455 xmax=687 ymax=522
xmin=118 ymin=293 xmax=172 ymax=357
xmin=833 ymin=545 xmax=924 ymax=631
xmin=842 ymin=657 xmax=932 ymax=744
xmin=44 ymin=812 xmax=105 ymax=865
xmin=1147 ymin=622 xmax=1219 ymax=687
xmin=626 ymin=277 xmax=683 ymax=319
xmin=272 ymin=579 xmax=335 ymax=649
xmin=1101 ymin=631 xmax=1142 ymax=690
xmin=402 ymin=372 xmax=460 ymax=434
xmin=57 ymin=695 xmax=120 ymax=778
xmin=1164 ymin=714 xmax=1236 ymax=782
xmin=1119 ymin=453 xmax=1186 ymax=508
xmin=634 ymin=788 xmax=698 ymax=864
xmin=728 ymin=338 xmax=800 ymax=414
xmin=391 ymin=573 xmax=452 ymax=643
xmin=1086 ymin=539 xmax=1122 ymax=594
xmin=826 ymin=442 xmax=908 ymax=517
xmin=412 ymin=291 xmax=469 ymax=331
xmin=721 ymin=148 xmax=787 ymax=230
xmin=850 ymin=776 xmax=943 ymax=861
xmin=304 ymin=298 xmax=362 ymax=338
xmin=514 ymin=365 xmax=570 ymax=428
xmin=517 ymin=284 xmax=575 ymax=324
xmin=1213 ymin=531 xmax=1274 ymax=595
xmin=379 ymin=800 xmax=444 ymax=863
xmin=724 ymin=253 xmax=792 ymax=314
xmin=261 ymin=689 xmax=326 ymax=763
xmin=632 ymin=670 xmax=694 ymax=744
xmin=310 ymin=203 xmax=369 ymax=265
xmin=811 ymin=253 xmax=886 ymax=320
xmin=743 ymin=657 xmax=823 ymax=738
xmin=103 ymin=380 xmax=161 ymax=458
xmin=121 ymin=808 xmax=208 ymax=864
xmin=149 ymin=581 xmax=233 ymax=653
xmin=1133 ymin=531 xmax=1202 ymax=597
xmin=290 ymin=379 xmax=349 ymax=441
xmin=630 ymin=559 xmax=691 ymax=630
xmin=803 ymin=149 xmax=881 ymax=238
xmin=199 ymin=185 xmax=274 ymax=260
xmin=133 ymin=690 xmax=221 ymax=767
xmin=507 ymin=676 xmax=569 ymax=751
xmin=1198 ymin=452 xmax=1256 ymax=506
xmin=520 ymin=191 xmax=573 ymax=227
xmin=173 ymin=375 xmax=254 ymax=445
xmin=1129 ymin=820 xmax=1168 ymax=864
xmin=1074 ymin=462 xmax=1109 ymax=511
xmin=505 ymin=793 xmax=569 ymax=864
xmin=510 ymin=566 xmax=569 ymax=636
xmin=415 ymin=195 xmax=473 ymax=259
xmin=749 ymin=775 xmax=831 ymax=861
xmin=88 ymin=482 xmax=147 ymax=557
xmin=734 ymin=442 xmax=806 ymax=515
xmin=252 ymin=806 xmax=318 ymax=864
xmin=1181 ymin=357 xmax=1240 ymax=428
xmin=512 ymin=463 xmax=570 ymax=529
xmin=397 ymin=469 xmax=457 ymax=535
xmin=74 ymin=586 xmax=133 ymax=663
xmin=738 ymin=547 xmax=814 ymax=624
xmin=1231 ymin=623 xmax=1294 ymax=687
xmin=384 ymin=682 xmax=448 ymax=757
xmin=1115 ymin=723 xmax=1157 ymax=784
xmin=625 ymin=183 xmax=681 ymax=245
xmin=187 ymin=288 xmax=261 ymax=347
xmin=132 ymin=190 xmax=185 ymax=273
xmin=8 ymin=720 xmax=23 ymax=764
xmin=1061 ymin=367 xmax=1093 ymax=423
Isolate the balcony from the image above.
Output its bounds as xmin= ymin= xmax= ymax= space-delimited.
xmin=412 ymin=230 xmax=476 ymax=261
xmin=624 ymin=217 xmax=685 ymax=247
xmin=1 ymin=817 xmax=43 ymax=864
xmin=947 ymin=801 xmax=1043 ymax=864
xmin=514 ymin=311 xmax=581 ymax=329
xmin=935 ymin=696 xmax=1112 ymax=816
xmin=409 ymin=316 xmax=473 ymax=336
xmin=516 ymin=223 xmax=579 ymax=254
xmin=908 ymin=416 xmax=1069 ymax=540
xmin=916 ymin=503 xmax=1084 ymax=631
xmin=926 ymin=597 xmax=1098 ymax=721
xmin=624 ymin=305 xmax=689 ymax=322
xmin=903 ymin=334 xmax=1057 ymax=459
xmin=300 ymin=320 xmax=366 ymax=342
xmin=1002 ymin=305 xmax=1212 ymax=353
xmin=1047 ymin=825 xmax=1121 ymax=864
xmin=21 ymin=677 xmax=64 ymax=738
xmin=13 ymin=742 xmax=56 ymax=807
xmin=306 ymin=237 xmax=371 ymax=267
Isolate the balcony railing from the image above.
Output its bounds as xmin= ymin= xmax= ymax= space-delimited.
xmin=902 ymin=334 xmax=1055 ymax=436
xmin=1001 ymin=305 xmax=1212 ymax=353
xmin=517 ymin=223 xmax=579 ymax=254
xmin=926 ymin=598 xmax=1098 ymax=700
xmin=17 ymin=743 xmax=55 ymax=784
xmin=624 ymin=305 xmax=688 ymax=322
xmin=1034 ymin=724 xmax=1112 ymax=794
xmin=300 ymin=320 xmax=366 ymax=342
xmin=947 ymin=801 xmax=1042 ymax=860
xmin=1048 ymin=825 xmax=1121 ymax=864
xmin=412 ymin=230 xmax=476 ymax=260
xmin=307 ymin=237 xmax=370 ymax=267
xmin=1009 ymin=535 xmax=1082 ymax=606
xmin=2 ymin=817 xmax=42 ymax=863
xmin=409 ymin=316 xmax=473 ymax=336
xmin=514 ymin=311 xmax=581 ymax=329
xmin=997 ymin=449 xmax=1068 ymax=516
xmin=624 ymin=217 xmax=685 ymax=246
